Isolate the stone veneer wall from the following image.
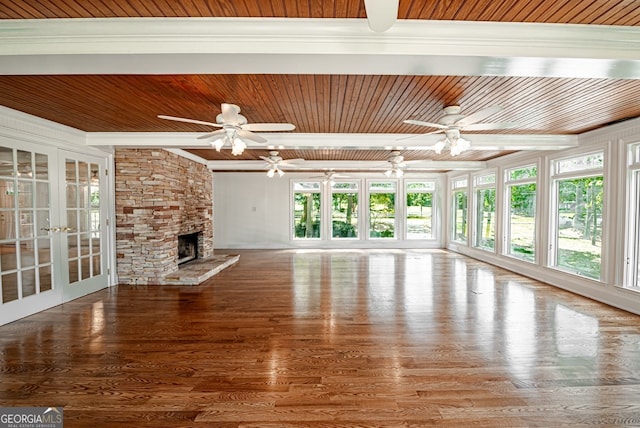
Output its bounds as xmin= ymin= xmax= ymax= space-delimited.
xmin=115 ymin=149 xmax=213 ymax=285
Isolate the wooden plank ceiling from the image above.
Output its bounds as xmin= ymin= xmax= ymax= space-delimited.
xmin=1 ymin=0 xmax=640 ymax=166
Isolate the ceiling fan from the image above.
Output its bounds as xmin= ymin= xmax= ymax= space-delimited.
xmin=403 ymin=105 xmax=518 ymax=155
xmin=364 ymin=0 xmax=399 ymax=32
xmin=384 ymin=151 xmax=410 ymax=177
xmin=313 ymin=169 xmax=351 ymax=184
xmin=260 ymin=151 xmax=304 ymax=178
xmin=158 ymin=103 xmax=295 ymax=155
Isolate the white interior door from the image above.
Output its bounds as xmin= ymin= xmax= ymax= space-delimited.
xmin=59 ymin=151 xmax=109 ymax=302
xmin=0 ymin=142 xmax=62 ymax=325
xmin=0 ymin=143 xmax=110 ymax=325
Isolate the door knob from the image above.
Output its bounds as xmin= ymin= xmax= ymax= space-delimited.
xmin=41 ymin=227 xmax=60 ymax=232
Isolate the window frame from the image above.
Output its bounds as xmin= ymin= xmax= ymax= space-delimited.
xmin=549 ymin=150 xmax=605 ymax=280
xmin=503 ymin=163 xmax=538 ymax=263
xmin=472 ymin=171 xmax=497 ymax=252
xmin=366 ymin=180 xmax=398 ymax=240
xmin=329 ymin=180 xmax=361 ymax=240
xmin=450 ymin=176 xmax=469 ymax=244
xmin=291 ymin=180 xmax=323 ymax=240
xmin=404 ymin=180 xmax=436 ymax=240
xmin=624 ymin=142 xmax=640 ymax=289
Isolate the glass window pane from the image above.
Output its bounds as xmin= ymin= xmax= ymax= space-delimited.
xmin=68 ymin=234 xmax=79 ymax=258
xmin=81 ymin=257 xmax=91 ymax=280
xmin=332 ymin=192 xmax=358 ymax=238
xmin=19 ymin=210 xmax=34 ymax=239
xmin=0 ymin=147 xmax=14 ymax=178
xmin=78 ymin=210 xmax=90 ymax=233
xmin=407 ymin=182 xmax=435 ymax=191
xmin=36 ymin=210 xmax=50 ymax=237
xmin=370 ymin=182 xmax=396 ymax=191
xmin=67 ymin=210 xmax=77 ymax=232
xmin=0 ymin=178 xmax=15 ymax=209
xmin=17 ymin=150 xmax=32 ymax=178
xmin=20 ymin=240 xmax=35 ymax=268
xmin=508 ymin=165 xmax=537 ymax=181
xmin=34 ymin=153 xmax=48 ymax=180
xmin=92 ymin=235 xmax=101 ymax=255
xmin=452 ymin=190 xmax=468 ymax=242
xmin=66 ymin=159 xmax=77 ymax=182
xmin=0 ymin=243 xmax=17 ymax=271
xmin=556 ymin=152 xmax=604 ymax=174
xmin=35 ymin=182 xmax=49 ymax=209
xmin=80 ymin=233 xmax=91 ymax=256
xmin=68 ymin=259 xmax=79 ymax=284
xmin=92 ymin=255 xmax=101 ymax=277
xmin=22 ymin=268 xmax=36 ymax=298
xmin=475 ymin=188 xmax=496 ymax=250
xmin=555 ymin=176 xmax=603 ymax=279
xmin=78 ymin=161 xmax=89 ymax=184
xmin=0 ymin=211 xmax=16 ymax=240
xmin=37 ymin=238 xmax=51 ymax=264
xmin=66 ymin=184 xmax=78 ymax=208
xmin=475 ymin=173 xmax=496 ymax=186
xmin=2 ymin=272 xmax=18 ymax=303
xmin=91 ymin=209 xmax=100 ymax=232
xmin=293 ymin=182 xmax=321 ymax=191
xmin=369 ymin=192 xmax=395 ymax=238
xmin=508 ymin=183 xmax=536 ymax=261
xmin=39 ymin=265 xmax=52 ymax=292
xmin=293 ymin=192 xmax=321 ymax=238
xmin=406 ymin=191 xmax=433 ymax=239
xmin=78 ymin=184 xmax=89 ymax=209
xmin=17 ymin=181 xmax=33 ymax=208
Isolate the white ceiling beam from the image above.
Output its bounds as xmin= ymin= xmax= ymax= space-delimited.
xmin=86 ymin=132 xmax=578 ymax=151
xmin=205 ymin=159 xmax=487 ymax=171
xmin=1 ymin=18 xmax=639 ymax=78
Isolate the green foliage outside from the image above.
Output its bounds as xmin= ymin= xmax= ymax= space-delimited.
xmin=332 ymin=192 xmax=358 ymax=238
xmin=556 ymin=176 xmax=604 ymax=279
xmin=453 ymin=190 xmax=467 ymax=241
xmin=369 ymin=192 xmax=395 ymax=238
xmin=406 ymin=192 xmax=432 ymax=238
xmin=294 ymin=192 xmax=321 ymax=238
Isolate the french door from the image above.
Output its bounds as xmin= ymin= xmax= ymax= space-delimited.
xmin=0 ymin=141 xmax=110 ymax=325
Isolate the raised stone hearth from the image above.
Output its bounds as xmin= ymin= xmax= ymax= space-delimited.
xmin=159 ymin=254 xmax=240 ymax=285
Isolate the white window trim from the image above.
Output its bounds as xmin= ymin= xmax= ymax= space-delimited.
xmin=404 ymin=179 xmax=437 ymax=241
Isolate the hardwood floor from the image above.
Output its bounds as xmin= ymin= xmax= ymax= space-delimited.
xmin=1 ymin=249 xmax=640 ymax=427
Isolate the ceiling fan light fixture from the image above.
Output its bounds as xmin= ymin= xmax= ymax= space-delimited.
xmin=433 ymin=140 xmax=447 ymax=154
xmin=267 ymin=165 xmax=284 ymax=178
xmin=212 ymin=138 xmax=225 ymax=152
xmin=231 ymin=137 xmax=246 ymax=156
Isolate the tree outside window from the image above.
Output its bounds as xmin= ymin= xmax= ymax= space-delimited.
xmin=293 ymin=182 xmax=321 ymax=239
xmin=406 ymin=181 xmax=434 ymax=239
xmin=331 ymin=182 xmax=358 ymax=238
xmin=369 ymin=182 xmax=396 ymax=238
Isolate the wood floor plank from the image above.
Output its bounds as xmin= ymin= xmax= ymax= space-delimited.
xmin=1 ymin=249 xmax=640 ymax=426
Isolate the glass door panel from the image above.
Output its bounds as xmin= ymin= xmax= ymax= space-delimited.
xmin=60 ymin=153 xmax=108 ymax=301
xmin=0 ymin=143 xmax=60 ymax=325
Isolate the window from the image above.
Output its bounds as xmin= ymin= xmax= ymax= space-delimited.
xmin=504 ymin=165 xmax=537 ymax=261
xmin=406 ymin=181 xmax=435 ymax=239
xmin=626 ymin=143 xmax=640 ymax=289
xmin=451 ymin=177 xmax=468 ymax=243
xmin=331 ymin=182 xmax=359 ymax=239
xmin=368 ymin=181 xmax=396 ymax=239
xmin=293 ymin=182 xmax=321 ymax=239
xmin=473 ymin=173 xmax=496 ymax=251
xmin=551 ymin=152 xmax=604 ymax=280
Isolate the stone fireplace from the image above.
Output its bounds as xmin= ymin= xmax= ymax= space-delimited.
xmin=114 ymin=149 xmax=214 ymax=285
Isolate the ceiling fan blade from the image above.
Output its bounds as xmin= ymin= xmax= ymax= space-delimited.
xmin=221 ymin=103 xmax=242 ymax=124
xmin=259 ymin=156 xmax=275 ymax=163
xmin=403 ymin=119 xmax=448 ymax=129
xmin=237 ymin=129 xmax=268 ymax=144
xmin=197 ymin=129 xmax=226 ymax=140
xmin=280 ymin=158 xmax=305 ymax=166
xmin=364 ymin=0 xmax=399 ymax=32
xmin=462 ymin=122 xmax=519 ymax=131
xmin=242 ymin=123 xmax=296 ymax=132
xmin=455 ymin=105 xmax=503 ymax=126
xmin=158 ymin=115 xmax=221 ymax=128
xmin=397 ymin=129 xmax=445 ymax=141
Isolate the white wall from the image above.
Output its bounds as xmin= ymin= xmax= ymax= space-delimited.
xmin=213 ymin=172 xmax=445 ymax=249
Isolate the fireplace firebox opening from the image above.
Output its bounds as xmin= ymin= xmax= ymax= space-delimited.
xmin=177 ymin=232 xmax=199 ymax=265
